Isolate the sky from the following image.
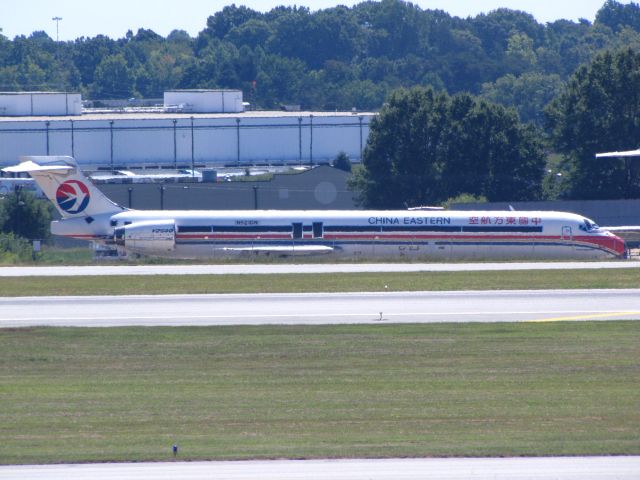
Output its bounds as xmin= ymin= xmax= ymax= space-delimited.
xmin=1 ymin=0 xmax=633 ymax=41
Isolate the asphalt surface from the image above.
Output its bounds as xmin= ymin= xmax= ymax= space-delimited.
xmin=1 ymin=457 xmax=639 ymax=480
xmin=2 ymin=289 xmax=640 ymax=327
xmin=0 ymin=260 xmax=639 ymax=276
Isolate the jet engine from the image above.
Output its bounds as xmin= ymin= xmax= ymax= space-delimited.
xmin=114 ymin=219 xmax=175 ymax=255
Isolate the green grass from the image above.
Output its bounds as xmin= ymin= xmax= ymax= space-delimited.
xmin=35 ymin=247 xmax=95 ymax=264
xmin=1 ymin=322 xmax=638 ymax=464
xmin=1 ymin=268 xmax=639 ymax=296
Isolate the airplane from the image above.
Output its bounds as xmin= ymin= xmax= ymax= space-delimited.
xmin=2 ymin=155 xmax=626 ymax=260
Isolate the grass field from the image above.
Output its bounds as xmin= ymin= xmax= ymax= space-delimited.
xmin=1 ymin=268 xmax=640 ymax=296
xmin=1 ymin=322 xmax=639 ymax=464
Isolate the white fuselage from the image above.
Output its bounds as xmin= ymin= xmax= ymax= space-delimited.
xmin=52 ymin=208 xmax=626 ymax=260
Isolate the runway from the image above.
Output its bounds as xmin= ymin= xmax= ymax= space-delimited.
xmin=2 ymin=289 xmax=640 ymax=327
xmin=0 ymin=260 xmax=639 ymax=276
xmin=1 ymin=457 xmax=639 ymax=480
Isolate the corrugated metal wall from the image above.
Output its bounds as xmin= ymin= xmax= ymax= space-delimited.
xmin=0 ymin=92 xmax=82 ymax=116
xmin=0 ymin=112 xmax=372 ymax=168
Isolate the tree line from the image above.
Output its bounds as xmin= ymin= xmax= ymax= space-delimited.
xmin=1 ymin=0 xmax=639 ymax=122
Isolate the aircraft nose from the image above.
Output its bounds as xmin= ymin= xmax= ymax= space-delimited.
xmin=611 ymin=233 xmax=626 ymax=257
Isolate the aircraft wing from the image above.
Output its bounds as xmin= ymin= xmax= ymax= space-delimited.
xmin=596 ymin=149 xmax=640 ymax=158
xmin=602 ymin=226 xmax=640 ymax=242
xmin=219 ymin=245 xmax=334 ymax=256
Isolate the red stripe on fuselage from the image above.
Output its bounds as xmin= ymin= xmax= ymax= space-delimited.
xmin=175 ymin=232 xmax=623 ymax=255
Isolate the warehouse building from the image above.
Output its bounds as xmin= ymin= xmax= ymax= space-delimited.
xmin=0 ymin=90 xmax=373 ymax=169
xmin=0 ymin=91 xmax=82 ymax=116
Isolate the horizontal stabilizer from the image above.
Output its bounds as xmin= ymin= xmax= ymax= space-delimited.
xmin=3 ymin=161 xmax=74 ymax=174
xmin=2 ymin=156 xmax=78 ymax=174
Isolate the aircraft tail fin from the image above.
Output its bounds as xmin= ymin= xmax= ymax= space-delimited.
xmin=2 ymin=156 xmax=124 ymax=219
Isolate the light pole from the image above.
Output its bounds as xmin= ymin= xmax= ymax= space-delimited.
xmin=52 ymin=16 xmax=62 ymax=67
xmin=52 ymin=17 xmax=62 ymax=42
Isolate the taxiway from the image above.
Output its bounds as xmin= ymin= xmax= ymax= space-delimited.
xmin=0 ymin=260 xmax=638 ymax=277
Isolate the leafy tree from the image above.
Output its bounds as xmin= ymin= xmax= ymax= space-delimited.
xmin=505 ymin=32 xmax=537 ymax=74
xmin=204 ymin=4 xmax=261 ymax=40
xmin=167 ymin=29 xmax=193 ymax=45
xmin=340 ymin=79 xmax=389 ymax=110
xmin=305 ymin=7 xmax=361 ymax=67
xmin=122 ymin=29 xmax=165 ymax=73
xmin=596 ymin=0 xmax=640 ymax=32
xmin=546 ymin=48 xmax=640 ymax=199
xmin=481 ymin=72 xmax=565 ymax=126
xmin=542 ymin=19 xmax=594 ymax=77
xmin=440 ymin=94 xmax=545 ymax=202
xmin=226 ymin=19 xmax=272 ymax=49
xmin=90 ymin=53 xmax=136 ymax=98
xmin=354 ymin=0 xmax=424 ymax=59
xmin=16 ymin=61 xmax=47 ymax=90
xmin=609 ymin=25 xmax=640 ymax=51
xmin=351 ymin=87 xmax=450 ymax=208
xmin=254 ymin=54 xmax=306 ymax=108
xmin=0 ymin=65 xmax=19 ymax=90
xmin=266 ymin=7 xmax=315 ymax=65
xmin=72 ymin=35 xmax=118 ymax=86
xmin=352 ymin=86 xmax=545 ymax=208
xmin=0 ymin=233 xmax=33 ymax=263
xmin=435 ymin=28 xmax=494 ymax=93
xmin=134 ymin=37 xmax=194 ymax=97
xmin=0 ymin=189 xmax=51 ymax=240
xmin=332 ymin=151 xmax=352 ymax=172
xmin=442 ymin=192 xmax=487 ymax=209
xmin=471 ymin=9 xmax=544 ymax=60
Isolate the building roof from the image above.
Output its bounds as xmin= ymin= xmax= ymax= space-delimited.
xmin=0 ymin=110 xmax=376 ymax=123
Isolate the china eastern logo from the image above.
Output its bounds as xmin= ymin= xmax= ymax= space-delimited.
xmin=56 ymin=180 xmax=90 ymax=213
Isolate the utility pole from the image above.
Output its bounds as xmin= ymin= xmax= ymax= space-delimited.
xmin=52 ymin=17 xmax=62 ymax=42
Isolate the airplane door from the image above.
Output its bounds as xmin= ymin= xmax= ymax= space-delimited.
xmin=292 ymin=222 xmax=303 ymax=240
xmin=312 ymin=222 xmax=323 ymax=239
xmin=561 ymin=226 xmax=573 ymax=255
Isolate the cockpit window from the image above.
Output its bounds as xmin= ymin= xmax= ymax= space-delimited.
xmin=580 ymin=219 xmax=600 ymax=232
